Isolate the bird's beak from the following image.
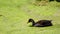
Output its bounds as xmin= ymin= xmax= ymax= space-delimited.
xmin=27 ymin=22 xmax=29 ymax=24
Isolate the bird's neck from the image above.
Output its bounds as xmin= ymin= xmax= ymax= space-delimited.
xmin=32 ymin=20 xmax=35 ymax=26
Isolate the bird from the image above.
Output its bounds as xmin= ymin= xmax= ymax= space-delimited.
xmin=27 ymin=18 xmax=53 ymax=27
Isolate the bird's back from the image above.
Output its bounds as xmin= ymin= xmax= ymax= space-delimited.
xmin=36 ymin=20 xmax=52 ymax=26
